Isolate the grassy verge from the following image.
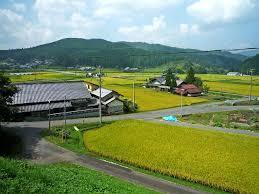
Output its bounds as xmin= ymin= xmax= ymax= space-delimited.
xmin=181 ymin=110 xmax=259 ymax=132
xmin=43 ymin=122 xmax=230 ymax=194
xmin=84 ymin=120 xmax=259 ymax=193
xmin=0 ymin=157 xmax=156 ymax=194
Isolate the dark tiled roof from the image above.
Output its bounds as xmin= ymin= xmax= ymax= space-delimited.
xmin=17 ymin=101 xmax=72 ymax=113
xmin=13 ymin=81 xmax=92 ymax=105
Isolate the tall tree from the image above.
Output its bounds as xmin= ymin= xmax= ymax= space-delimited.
xmin=165 ymin=68 xmax=177 ymax=90
xmin=0 ymin=73 xmax=18 ymax=122
xmin=185 ymin=66 xmax=196 ymax=84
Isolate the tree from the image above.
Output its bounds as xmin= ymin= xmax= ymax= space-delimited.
xmin=0 ymin=73 xmax=18 ymax=122
xmin=165 ymin=68 xmax=177 ymax=90
xmin=185 ymin=66 xmax=196 ymax=84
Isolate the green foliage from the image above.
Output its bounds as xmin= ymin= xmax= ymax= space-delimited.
xmin=185 ymin=66 xmax=203 ymax=87
xmin=122 ymin=99 xmax=138 ymax=113
xmin=0 ymin=73 xmax=18 ymax=122
xmin=165 ymin=68 xmax=177 ymax=90
xmin=182 ymin=110 xmax=259 ymax=132
xmin=84 ymin=120 xmax=259 ymax=193
xmin=0 ymin=157 xmax=156 ymax=194
xmin=241 ymin=54 xmax=259 ymax=75
xmin=0 ymin=38 xmax=246 ymax=73
xmin=185 ymin=66 xmax=196 ymax=84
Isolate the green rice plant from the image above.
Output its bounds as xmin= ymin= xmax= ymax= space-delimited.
xmin=84 ymin=120 xmax=259 ymax=193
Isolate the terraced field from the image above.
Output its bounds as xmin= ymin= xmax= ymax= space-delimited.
xmin=84 ymin=120 xmax=259 ymax=193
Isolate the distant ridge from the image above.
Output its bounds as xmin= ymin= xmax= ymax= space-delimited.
xmin=0 ymin=38 xmax=248 ymax=73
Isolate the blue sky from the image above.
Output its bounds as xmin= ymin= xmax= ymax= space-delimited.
xmin=0 ymin=0 xmax=258 ymax=50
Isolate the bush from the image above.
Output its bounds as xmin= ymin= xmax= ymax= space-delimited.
xmin=123 ymin=99 xmax=138 ymax=113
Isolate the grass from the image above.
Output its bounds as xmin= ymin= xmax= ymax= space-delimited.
xmin=181 ymin=110 xmax=259 ymax=131
xmin=0 ymin=157 xmax=156 ymax=194
xmin=84 ymin=120 xmax=259 ymax=193
xmin=43 ymin=122 xmax=228 ymax=193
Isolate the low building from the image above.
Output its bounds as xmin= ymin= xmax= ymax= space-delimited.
xmin=123 ymin=67 xmax=139 ymax=72
xmin=227 ymin=72 xmax=241 ymax=76
xmin=147 ymin=76 xmax=185 ymax=89
xmin=91 ymin=88 xmax=124 ymax=115
xmin=11 ymin=81 xmax=96 ymax=118
xmin=175 ymin=84 xmax=202 ymax=97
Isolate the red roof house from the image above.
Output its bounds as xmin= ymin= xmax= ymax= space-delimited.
xmin=175 ymin=84 xmax=202 ymax=97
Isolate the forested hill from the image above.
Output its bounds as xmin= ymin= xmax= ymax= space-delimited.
xmin=0 ymin=38 xmax=247 ymax=72
xmin=241 ymin=54 xmax=259 ymax=74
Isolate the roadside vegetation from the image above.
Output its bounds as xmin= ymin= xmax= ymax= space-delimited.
xmin=0 ymin=157 xmax=155 ymax=194
xmin=84 ymin=120 xmax=259 ymax=193
xmin=181 ymin=110 xmax=259 ymax=131
xmin=44 ymin=122 xmax=227 ymax=193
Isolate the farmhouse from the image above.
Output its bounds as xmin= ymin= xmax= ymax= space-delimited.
xmin=227 ymin=72 xmax=241 ymax=76
xmin=175 ymin=84 xmax=202 ymax=97
xmin=11 ymin=81 xmax=97 ymax=118
xmin=147 ymin=76 xmax=185 ymax=89
xmin=91 ymin=88 xmax=124 ymax=115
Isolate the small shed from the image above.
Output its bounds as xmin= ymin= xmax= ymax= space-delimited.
xmin=91 ymin=88 xmax=123 ymax=115
xmin=102 ymin=97 xmax=124 ymax=115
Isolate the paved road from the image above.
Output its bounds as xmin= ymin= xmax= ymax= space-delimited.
xmin=4 ymin=124 xmax=202 ymax=194
xmin=4 ymin=103 xmax=259 ymax=193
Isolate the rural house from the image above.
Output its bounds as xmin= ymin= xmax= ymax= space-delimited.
xmin=11 ymin=81 xmax=97 ymax=118
xmin=147 ymin=76 xmax=185 ymax=90
xmin=227 ymin=72 xmax=241 ymax=76
xmin=175 ymin=84 xmax=202 ymax=97
xmin=91 ymin=88 xmax=124 ymax=115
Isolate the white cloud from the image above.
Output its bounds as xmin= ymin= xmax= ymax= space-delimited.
xmin=180 ymin=24 xmax=189 ymax=33
xmin=13 ymin=3 xmax=26 ymax=12
xmin=179 ymin=23 xmax=200 ymax=34
xmin=187 ymin=0 xmax=256 ymax=23
xmin=94 ymin=0 xmax=180 ymax=18
xmin=118 ymin=16 xmax=169 ymax=43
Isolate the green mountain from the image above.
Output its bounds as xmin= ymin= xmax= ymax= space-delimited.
xmin=0 ymin=38 xmax=247 ymax=73
xmin=241 ymin=54 xmax=259 ymax=74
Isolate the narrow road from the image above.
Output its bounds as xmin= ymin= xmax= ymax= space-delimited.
xmin=4 ymin=103 xmax=259 ymax=193
xmin=4 ymin=124 xmax=202 ymax=194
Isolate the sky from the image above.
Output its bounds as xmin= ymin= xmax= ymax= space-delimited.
xmin=0 ymin=0 xmax=259 ymax=50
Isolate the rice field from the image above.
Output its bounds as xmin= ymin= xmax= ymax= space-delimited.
xmin=84 ymin=120 xmax=259 ymax=193
xmin=198 ymin=74 xmax=259 ymax=96
xmin=85 ymin=77 xmax=207 ymax=111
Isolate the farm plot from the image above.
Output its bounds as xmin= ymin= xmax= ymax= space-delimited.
xmin=198 ymin=74 xmax=259 ymax=96
xmin=181 ymin=110 xmax=259 ymax=131
xmin=84 ymin=120 xmax=259 ymax=193
xmin=85 ymin=77 xmax=207 ymax=111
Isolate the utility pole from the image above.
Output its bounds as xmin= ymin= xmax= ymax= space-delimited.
xmin=48 ymin=100 xmax=51 ymax=130
xmin=63 ymin=96 xmax=67 ymax=142
xmin=180 ymin=90 xmax=183 ymax=117
xmin=249 ymin=69 xmax=255 ymax=102
xmin=132 ymin=79 xmax=135 ymax=110
xmin=99 ymin=66 xmax=102 ymax=124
